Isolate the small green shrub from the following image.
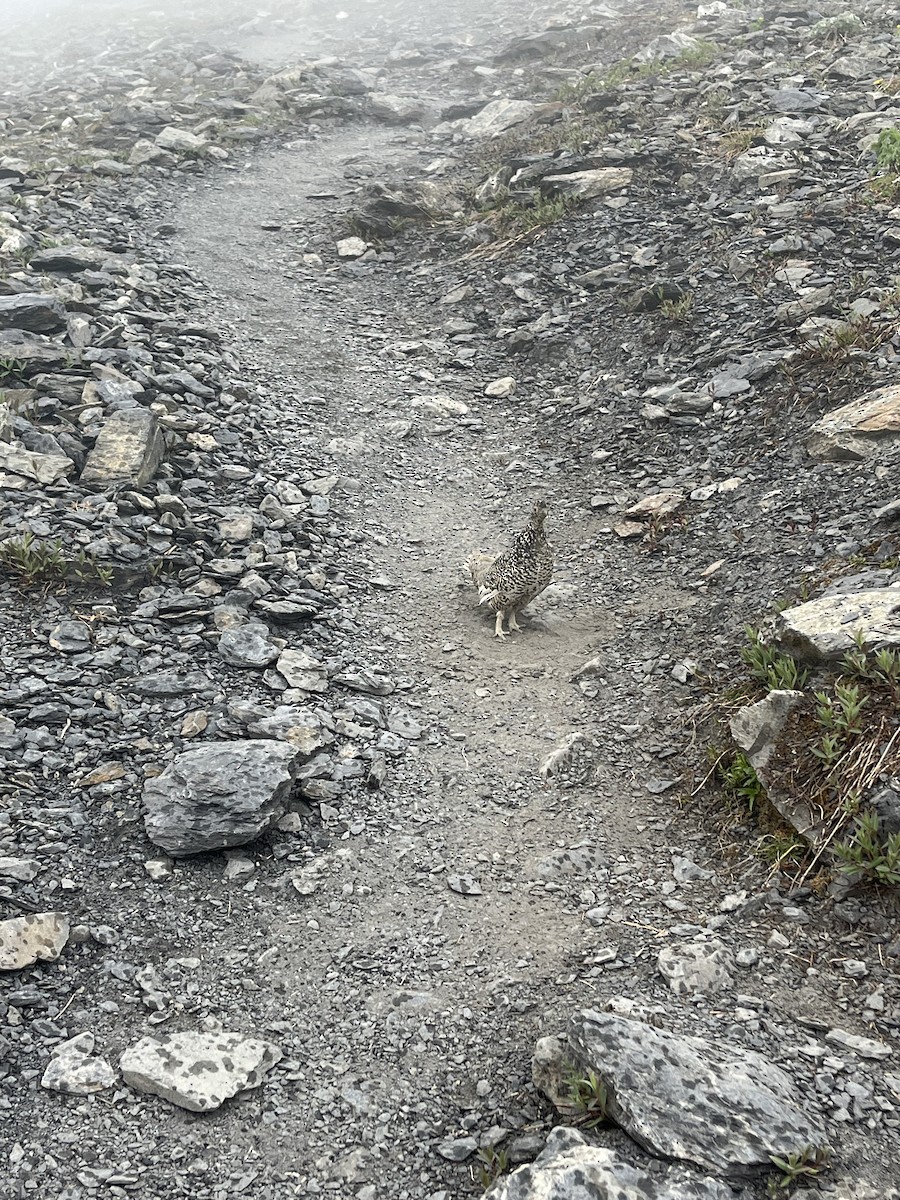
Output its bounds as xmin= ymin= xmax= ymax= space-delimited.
xmin=741 ymin=628 xmax=809 ymax=690
xmin=834 ymin=811 xmax=900 ymax=885
xmin=719 ymin=752 xmax=765 ymax=813
xmin=659 ymin=293 xmax=694 ymax=321
xmin=475 ymin=1146 xmax=509 ymax=1189
xmin=767 ymin=1145 xmax=831 ymax=1197
xmin=877 ymin=127 xmax=900 ymax=165
xmin=0 ymin=532 xmax=113 ymax=588
xmin=566 ymin=1066 xmax=611 ymax=1128
xmin=0 ymin=357 xmax=28 ymax=385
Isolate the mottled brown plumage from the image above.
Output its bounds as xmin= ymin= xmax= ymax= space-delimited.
xmin=464 ymin=499 xmax=553 ymax=638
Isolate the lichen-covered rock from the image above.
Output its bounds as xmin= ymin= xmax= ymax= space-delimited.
xmin=562 ymin=1011 xmax=827 ymax=1179
xmin=0 ymin=911 xmax=69 ymax=970
xmin=807 ymin=383 xmax=900 ymax=460
xmin=80 ymin=408 xmax=166 ymax=489
xmin=217 ymin=622 xmax=279 ymax=668
xmin=142 ymin=739 xmax=302 ymax=856
xmin=120 ymin=1030 xmax=282 ymax=1111
xmin=486 ymin=1127 xmax=734 ymax=1200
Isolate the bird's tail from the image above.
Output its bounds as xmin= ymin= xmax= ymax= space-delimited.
xmin=464 ymin=550 xmax=496 ymax=589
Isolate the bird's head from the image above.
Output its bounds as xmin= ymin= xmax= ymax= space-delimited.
xmin=530 ymin=498 xmax=549 ymax=526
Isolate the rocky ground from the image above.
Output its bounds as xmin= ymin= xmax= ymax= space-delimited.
xmin=2 ymin=1 xmax=900 ymax=1198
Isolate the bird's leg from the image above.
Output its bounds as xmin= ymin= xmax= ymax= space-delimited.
xmin=494 ymin=610 xmax=507 ymax=639
xmin=507 ymin=610 xmax=521 ymax=632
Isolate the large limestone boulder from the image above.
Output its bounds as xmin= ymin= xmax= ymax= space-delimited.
xmin=142 ymin=740 xmax=302 ymax=856
xmin=539 ymin=1011 xmax=827 ymax=1180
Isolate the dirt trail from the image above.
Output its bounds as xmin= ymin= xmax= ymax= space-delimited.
xmin=168 ymin=99 xmax=694 ymax=1191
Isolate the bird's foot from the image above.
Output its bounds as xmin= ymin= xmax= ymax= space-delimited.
xmin=494 ymin=612 xmax=507 ymax=639
xmin=508 ymin=612 xmax=521 ymax=632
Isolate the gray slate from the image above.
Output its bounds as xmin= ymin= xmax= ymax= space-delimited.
xmin=80 ymin=408 xmax=166 ymax=488
xmin=0 ymin=293 xmax=67 ymax=333
xmin=29 ymin=246 xmax=105 ymax=272
xmin=486 ymin=1127 xmax=733 ymax=1200
xmin=142 ymin=739 xmax=302 ymax=856
xmin=566 ymin=1011 xmax=827 ymax=1179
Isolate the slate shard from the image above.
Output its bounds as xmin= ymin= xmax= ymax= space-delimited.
xmin=142 ymin=740 xmax=302 ymax=856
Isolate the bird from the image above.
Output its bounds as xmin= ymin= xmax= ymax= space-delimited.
xmin=464 ymin=498 xmax=553 ymax=639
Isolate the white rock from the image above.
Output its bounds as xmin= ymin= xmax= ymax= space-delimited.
xmin=541 ymin=167 xmax=633 ymax=198
xmin=154 ymin=126 xmax=209 ymax=155
xmin=458 ymin=98 xmax=535 ymax=137
xmin=0 ymin=911 xmax=69 ymax=971
xmin=336 ymin=236 xmax=368 ymax=259
xmin=120 ymin=1030 xmax=282 ymax=1111
xmin=409 ymin=394 xmax=469 ymax=417
xmin=41 ymin=1033 xmax=116 ymax=1095
xmin=484 ymin=376 xmax=517 ymax=398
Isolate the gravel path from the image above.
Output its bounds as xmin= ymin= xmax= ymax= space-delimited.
xmin=3 ymin=0 xmax=900 ymax=1197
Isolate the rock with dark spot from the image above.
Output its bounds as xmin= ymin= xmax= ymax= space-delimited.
xmin=486 ymin=1126 xmax=734 ymax=1199
xmin=558 ymin=1011 xmax=827 ymax=1179
xmin=0 ymin=911 xmax=70 ymax=970
xmin=120 ymin=1030 xmax=282 ymax=1111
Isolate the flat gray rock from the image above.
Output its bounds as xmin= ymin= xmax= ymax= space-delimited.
xmin=29 ymin=246 xmax=105 ymax=272
xmin=486 ymin=1127 xmax=733 ymax=1199
xmin=775 ymin=590 xmax=900 ymax=661
xmin=0 ymin=439 xmax=74 ymax=483
xmin=142 ymin=740 xmax=302 ymax=856
xmin=217 ymin=622 xmax=279 ymax=668
xmin=120 ymin=1030 xmax=282 ymax=1111
xmin=0 ymin=292 xmax=67 ymax=333
xmin=565 ymin=1011 xmax=827 ymax=1178
xmin=457 ymin=98 xmax=535 ymax=137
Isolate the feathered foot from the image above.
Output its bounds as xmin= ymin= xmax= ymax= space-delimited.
xmin=508 ymin=611 xmax=521 ymax=632
xmin=494 ymin=611 xmax=508 ymax=639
